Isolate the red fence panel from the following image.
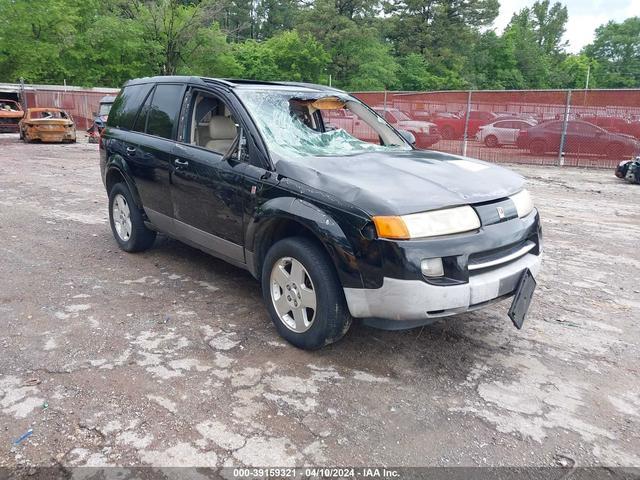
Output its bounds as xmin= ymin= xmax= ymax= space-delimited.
xmin=353 ymin=89 xmax=640 ymax=169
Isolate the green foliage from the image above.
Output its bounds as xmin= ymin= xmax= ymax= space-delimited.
xmin=233 ymin=31 xmax=330 ymax=82
xmin=583 ymin=17 xmax=640 ymax=88
xmin=0 ymin=0 xmax=637 ymax=90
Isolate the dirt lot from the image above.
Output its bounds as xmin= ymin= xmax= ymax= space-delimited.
xmin=1 ymin=133 xmax=639 ymax=471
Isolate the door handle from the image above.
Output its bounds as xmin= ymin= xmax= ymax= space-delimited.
xmin=174 ymin=159 xmax=189 ymax=167
xmin=126 ymin=146 xmax=136 ymax=156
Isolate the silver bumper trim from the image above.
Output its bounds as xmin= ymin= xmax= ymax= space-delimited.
xmin=344 ymin=253 xmax=542 ymax=321
xmin=468 ymin=240 xmax=535 ymax=271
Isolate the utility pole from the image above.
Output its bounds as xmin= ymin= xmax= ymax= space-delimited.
xmin=585 ymin=65 xmax=591 ymax=90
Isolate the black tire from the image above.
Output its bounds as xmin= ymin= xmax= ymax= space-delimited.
xmin=484 ymin=135 xmax=499 ymax=148
xmin=108 ymin=182 xmax=156 ymax=252
xmin=440 ymin=125 xmax=455 ymax=140
xmin=606 ymin=142 xmax=625 ymax=159
xmin=261 ymin=237 xmax=352 ymax=350
xmin=529 ymin=139 xmax=546 ymax=156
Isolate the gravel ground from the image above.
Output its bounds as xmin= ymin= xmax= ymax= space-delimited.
xmin=0 ymin=134 xmax=639 ymax=472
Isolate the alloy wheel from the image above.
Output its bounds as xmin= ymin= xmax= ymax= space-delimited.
xmin=270 ymin=257 xmax=317 ymax=333
xmin=112 ymin=193 xmax=132 ymax=241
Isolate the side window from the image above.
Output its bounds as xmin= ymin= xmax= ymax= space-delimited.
xmin=146 ymin=84 xmax=185 ymax=140
xmin=132 ymin=87 xmax=154 ymax=133
xmin=494 ymin=121 xmax=510 ymax=128
xmin=187 ymin=91 xmax=239 ymax=157
xmin=107 ymin=84 xmax=153 ymax=130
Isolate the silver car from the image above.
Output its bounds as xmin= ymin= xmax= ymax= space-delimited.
xmin=477 ymin=119 xmax=536 ymax=148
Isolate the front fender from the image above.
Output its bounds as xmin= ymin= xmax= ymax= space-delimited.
xmin=245 ymin=197 xmax=365 ymax=289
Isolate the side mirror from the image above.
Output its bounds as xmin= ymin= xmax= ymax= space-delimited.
xmin=399 ymin=129 xmax=416 ymax=145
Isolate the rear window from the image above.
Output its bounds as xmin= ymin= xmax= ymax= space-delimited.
xmin=107 ymin=84 xmax=153 ymax=130
xmin=146 ymin=84 xmax=185 ymax=140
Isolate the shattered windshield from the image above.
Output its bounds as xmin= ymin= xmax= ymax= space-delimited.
xmin=236 ymin=90 xmax=411 ymax=159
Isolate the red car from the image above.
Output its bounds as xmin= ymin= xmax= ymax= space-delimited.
xmin=423 ymin=110 xmax=500 ymax=140
xmin=581 ymin=116 xmax=640 ymax=140
xmin=516 ymin=120 xmax=640 ymax=158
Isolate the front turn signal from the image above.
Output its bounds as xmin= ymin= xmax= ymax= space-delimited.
xmin=372 ymin=216 xmax=410 ymax=239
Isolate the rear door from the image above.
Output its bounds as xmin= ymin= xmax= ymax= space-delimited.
xmin=509 ymin=121 xmax=531 ymax=144
xmin=132 ymin=83 xmax=186 ymax=224
xmin=107 ymin=82 xmax=180 ymax=220
xmin=491 ymin=120 xmax=512 ymax=144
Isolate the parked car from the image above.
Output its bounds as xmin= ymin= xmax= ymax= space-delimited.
xmin=581 ymin=115 xmax=640 ymax=140
xmin=516 ymin=120 xmax=640 ymax=158
xmin=428 ymin=110 xmax=499 ymax=140
xmin=101 ymin=76 xmax=542 ymax=349
xmin=374 ymin=107 xmax=441 ymax=148
xmin=477 ymin=119 xmax=537 ymax=147
xmin=19 ymin=108 xmax=76 ymax=143
xmin=615 ymin=157 xmax=640 ymax=184
xmin=92 ymin=95 xmax=117 ymax=133
xmin=0 ymin=99 xmax=24 ymax=133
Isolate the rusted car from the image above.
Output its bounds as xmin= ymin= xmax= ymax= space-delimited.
xmin=0 ymin=99 xmax=24 ymax=133
xmin=19 ymin=108 xmax=76 ymax=143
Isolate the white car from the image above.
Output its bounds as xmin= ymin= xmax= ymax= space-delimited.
xmin=476 ymin=119 xmax=536 ymax=147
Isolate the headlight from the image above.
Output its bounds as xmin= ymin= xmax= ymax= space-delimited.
xmin=511 ymin=189 xmax=534 ymax=218
xmin=373 ymin=205 xmax=481 ymax=239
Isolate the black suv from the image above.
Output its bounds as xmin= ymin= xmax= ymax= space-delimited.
xmin=100 ymin=76 xmax=542 ymax=350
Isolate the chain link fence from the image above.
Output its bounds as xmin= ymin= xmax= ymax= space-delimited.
xmin=352 ymin=89 xmax=640 ymax=169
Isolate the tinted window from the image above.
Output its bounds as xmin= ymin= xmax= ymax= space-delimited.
xmin=146 ymin=84 xmax=185 ymax=139
xmin=107 ymin=84 xmax=153 ymax=130
xmin=132 ymin=87 xmax=154 ymax=133
xmin=494 ymin=121 xmax=511 ymax=128
xmin=570 ymin=122 xmax=599 ymax=134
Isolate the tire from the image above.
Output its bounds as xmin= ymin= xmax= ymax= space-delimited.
xmin=440 ymin=125 xmax=455 ymax=140
xmin=261 ymin=237 xmax=352 ymax=350
xmin=606 ymin=142 xmax=625 ymax=159
xmin=484 ymin=135 xmax=499 ymax=148
xmin=108 ymin=182 xmax=156 ymax=252
xmin=529 ymin=140 xmax=546 ymax=156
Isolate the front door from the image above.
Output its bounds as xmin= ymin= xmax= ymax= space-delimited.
xmin=170 ymin=89 xmax=246 ymax=263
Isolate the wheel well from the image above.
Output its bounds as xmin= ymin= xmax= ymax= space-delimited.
xmin=253 ymin=217 xmax=328 ymax=280
xmin=105 ymin=168 xmax=126 ymax=195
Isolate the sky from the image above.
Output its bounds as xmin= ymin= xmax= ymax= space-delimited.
xmin=494 ymin=0 xmax=640 ymax=53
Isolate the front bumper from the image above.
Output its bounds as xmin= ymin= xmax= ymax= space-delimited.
xmin=344 ymin=251 xmax=541 ymax=325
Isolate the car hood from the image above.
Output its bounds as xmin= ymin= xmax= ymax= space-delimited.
xmin=394 ymin=120 xmax=435 ymax=129
xmin=275 ymin=150 xmax=525 ymax=216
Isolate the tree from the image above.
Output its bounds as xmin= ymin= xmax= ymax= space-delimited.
xmin=583 ymin=17 xmax=640 ymax=88
xmin=467 ymin=31 xmax=524 ymax=89
xmin=296 ymin=0 xmax=396 ymax=89
xmin=131 ymin=0 xmax=229 ymax=75
xmin=234 ymin=31 xmax=330 ymax=83
xmin=530 ymin=0 xmax=568 ymax=55
xmin=0 ymin=0 xmax=82 ymax=83
xmin=264 ymin=31 xmax=330 ymax=82
xmin=382 ymin=0 xmax=499 ymax=89
xmin=549 ymin=54 xmax=596 ymax=89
